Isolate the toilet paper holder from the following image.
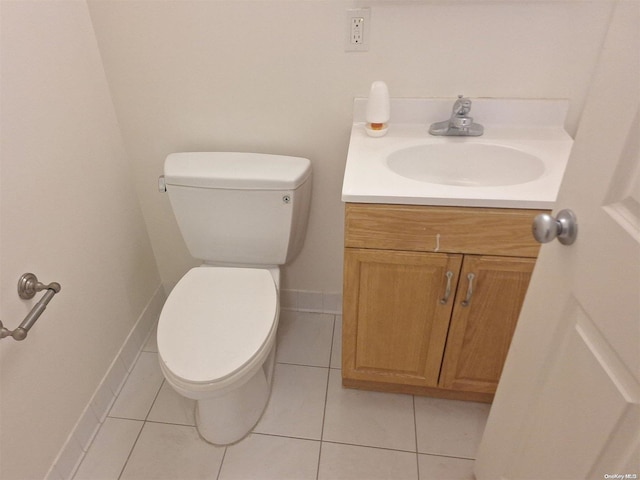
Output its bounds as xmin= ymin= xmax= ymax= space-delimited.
xmin=0 ymin=273 xmax=61 ymax=341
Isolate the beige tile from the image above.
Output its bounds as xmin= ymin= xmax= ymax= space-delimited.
xmin=318 ymin=442 xmax=418 ymax=480
xmin=276 ymin=310 xmax=334 ymax=367
xmin=323 ymin=369 xmax=416 ymax=451
xmin=120 ymin=422 xmax=224 ymax=480
xmin=74 ymin=418 xmax=143 ymax=480
xmin=418 ymin=454 xmax=475 ymax=480
xmin=219 ymin=434 xmax=320 ymax=480
xmin=414 ymin=397 xmax=491 ymax=459
xmin=147 ymin=381 xmax=196 ymax=426
xmin=109 ymin=352 xmax=164 ymax=420
xmin=253 ymin=363 xmax=328 ymax=440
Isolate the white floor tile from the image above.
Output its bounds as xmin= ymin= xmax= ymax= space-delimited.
xmin=74 ymin=309 xmax=494 ymax=480
xmin=276 ymin=311 xmax=334 ymax=367
xmin=323 ymin=369 xmax=416 ymax=451
xmin=147 ymin=381 xmax=196 ymax=426
xmin=73 ymin=417 xmax=143 ymax=480
xmin=418 ymin=454 xmax=475 ymax=480
xmin=318 ymin=442 xmax=418 ymax=480
xmin=414 ymin=397 xmax=491 ymax=459
xmin=253 ymin=363 xmax=328 ymax=440
xmin=219 ymin=433 xmax=320 ymax=480
xmin=120 ymin=422 xmax=225 ymax=480
xmin=109 ymin=352 xmax=163 ymax=420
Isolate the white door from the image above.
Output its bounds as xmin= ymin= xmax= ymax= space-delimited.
xmin=475 ymin=2 xmax=639 ymax=479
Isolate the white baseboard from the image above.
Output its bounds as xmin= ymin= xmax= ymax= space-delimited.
xmin=280 ymin=289 xmax=342 ymax=315
xmin=46 ymin=285 xmax=166 ymax=480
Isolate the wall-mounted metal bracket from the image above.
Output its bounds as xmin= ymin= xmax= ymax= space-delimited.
xmin=1 ymin=273 xmax=61 ymax=341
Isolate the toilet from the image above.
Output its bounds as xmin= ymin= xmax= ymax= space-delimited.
xmin=157 ymin=152 xmax=312 ymax=445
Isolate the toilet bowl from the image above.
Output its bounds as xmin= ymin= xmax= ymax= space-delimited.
xmin=157 ymin=152 xmax=312 ymax=445
xmin=157 ymin=266 xmax=279 ymax=444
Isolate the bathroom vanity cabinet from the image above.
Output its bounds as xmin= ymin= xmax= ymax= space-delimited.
xmin=342 ymin=203 xmax=547 ymax=403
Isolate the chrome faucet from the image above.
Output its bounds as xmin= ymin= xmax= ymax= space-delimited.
xmin=429 ymin=95 xmax=484 ymax=136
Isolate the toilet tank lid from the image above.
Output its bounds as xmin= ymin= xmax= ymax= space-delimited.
xmin=164 ymin=152 xmax=312 ymax=190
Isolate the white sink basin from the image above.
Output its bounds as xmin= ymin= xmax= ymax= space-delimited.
xmin=386 ymin=143 xmax=545 ymax=187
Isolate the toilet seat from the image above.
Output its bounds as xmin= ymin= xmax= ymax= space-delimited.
xmin=157 ymin=267 xmax=278 ymax=388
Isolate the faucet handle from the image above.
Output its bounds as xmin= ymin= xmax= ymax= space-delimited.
xmin=453 ymin=94 xmax=472 ymax=115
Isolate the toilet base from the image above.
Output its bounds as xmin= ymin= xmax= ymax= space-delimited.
xmin=195 ymin=344 xmax=276 ymax=445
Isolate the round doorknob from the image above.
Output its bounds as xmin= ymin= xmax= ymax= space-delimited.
xmin=532 ymin=209 xmax=578 ymax=245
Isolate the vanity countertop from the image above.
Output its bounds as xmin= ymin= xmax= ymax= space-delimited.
xmin=342 ymin=98 xmax=574 ymax=209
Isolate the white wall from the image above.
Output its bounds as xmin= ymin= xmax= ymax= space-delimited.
xmin=87 ymin=0 xmax=613 ymax=296
xmin=0 ymin=2 xmax=162 ymax=479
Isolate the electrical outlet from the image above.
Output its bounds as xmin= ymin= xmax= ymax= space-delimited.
xmin=345 ymin=8 xmax=370 ymax=52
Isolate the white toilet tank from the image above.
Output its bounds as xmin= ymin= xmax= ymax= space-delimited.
xmin=164 ymin=152 xmax=312 ymax=266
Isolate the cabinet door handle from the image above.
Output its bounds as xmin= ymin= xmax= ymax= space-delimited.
xmin=439 ymin=271 xmax=455 ymax=304
xmin=461 ymin=273 xmax=475 ymax=307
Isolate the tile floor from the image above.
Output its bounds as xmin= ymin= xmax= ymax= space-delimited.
xmin=73 ymin=311 xmax=491 ymax=480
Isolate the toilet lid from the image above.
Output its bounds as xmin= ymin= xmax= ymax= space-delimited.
xmin=157 ymin=267 xmax=277 ymax=384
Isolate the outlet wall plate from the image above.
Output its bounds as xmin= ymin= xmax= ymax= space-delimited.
xmin=345 ymin=8 xmax=370 ymax=52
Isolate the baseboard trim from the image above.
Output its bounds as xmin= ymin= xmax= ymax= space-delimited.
xmin=280 ymin=289 xmax=342 ymax=315
xmin=46 ymin=285 xmax=166 ymax=480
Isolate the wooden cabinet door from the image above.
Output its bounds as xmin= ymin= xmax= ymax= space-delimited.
xmin=439 ymin=255 xmax=535 ymax=394
xmin=343 ymin=248 xmax=462 ymax=387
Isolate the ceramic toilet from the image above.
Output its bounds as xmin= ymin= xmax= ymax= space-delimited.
xmin=157 ymin=152 xmax=312 ymax=445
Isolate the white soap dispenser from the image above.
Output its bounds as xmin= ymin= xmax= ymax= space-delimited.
xmin=365 ymin=81 xmax=390 ymax=137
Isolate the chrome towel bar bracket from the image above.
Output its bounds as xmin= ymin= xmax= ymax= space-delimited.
xmin=1 ymin=273 xmax=61 ymax=341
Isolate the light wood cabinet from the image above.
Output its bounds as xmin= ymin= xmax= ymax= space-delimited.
xmin=342 ymin=203 xmax=546 ymax=402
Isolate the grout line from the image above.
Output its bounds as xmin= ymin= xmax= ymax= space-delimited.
xmin=116 ymin=420 xmax=145 ymax=480
xmin=250 ymin=431 xmax=322 ymax=444
xmin=413 ymin=395 xmax=421 ymax=479
xmin=315 ymin=441 xmax=324 ymax=480
xmin=320 ymin=315 xmax=337 ymax=445
xmin=315 ymin=314 xmax=336 ymax=480
xmin=116 ymin=367 xmax=165 ymax=479
xmin=143 ymin=418 xmax=195 ymax=428
xmin=234 ymin=430 xmax=423 ymax=458
xmin=144 ymin=379 xmax=165 ymax=422
xmin=417 ymin=451 xmax=478 ymax=461
xmin=320 ymin=439 xmax=421 ymax=456
xmin=214 ymin=446 xmax=228 ymax=480
xmin=276 ymin=360 xmax=331 ymax=369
